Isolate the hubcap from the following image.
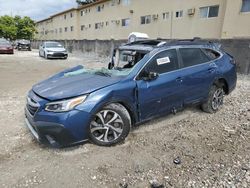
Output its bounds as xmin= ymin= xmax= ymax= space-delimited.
xmin=212 ymin=88 xmax=224 ymax=110
xmin=90 ymin=110 xmax=124 ymax=143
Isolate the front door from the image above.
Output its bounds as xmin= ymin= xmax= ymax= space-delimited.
xmin=136 ymin=49 xmax=183 ymax=121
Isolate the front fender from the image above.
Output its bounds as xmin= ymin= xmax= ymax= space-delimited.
xmin=75 ymin=80 xmax=139 ymax=124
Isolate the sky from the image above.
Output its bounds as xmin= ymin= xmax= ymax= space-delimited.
xmin=0 ymin=0 xmax=77 ymax=21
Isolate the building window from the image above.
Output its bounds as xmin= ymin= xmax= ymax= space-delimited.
xmin=95 ymin=23 xmax=103 ymax=29
xmin=241 ymin=0 xmax=250 ymax=12
xmin=70 ymin=12 xmax=73 ymax=17
xmin=59 ymin=28 xmax=62 ymax=33
xmin=141 ymin=15 xmax=151 ymax=24
xmin=81 ymin=25 xmax=85 ymax=31
xmin=55 ymin=29 xmax=57 ymax=34
xmin=122 ymin=18 xmax=130 ymax=27
xmin=122 ymin=0 xmax=131 ymax=6
xmin=70 ymin=26 xmax=74 ymax=31
xmin=81 ymin=10 xmax=85 ymax=16
xmin=64 ymin=14 xmax=67 ymax=19
xmin=64 ymin=27 xmax=67 ymax=32
xmin=97 ymin=6 xmax=101 ymax=12
xmin=163 ymin=12 xmax=169 ymax=20
xmin=200 ymin=5 xmax=219 ymax=18
xmin=89 ymin=24 xmax=91 ymax=28
xmin=176 ymin=10 xmax=183 ymax=18
xmin=106 ymin=21 xmax=109 ymax=26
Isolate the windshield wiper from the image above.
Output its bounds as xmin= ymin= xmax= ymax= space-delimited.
xmin=94 ymin=71 xmax=111 ymax=77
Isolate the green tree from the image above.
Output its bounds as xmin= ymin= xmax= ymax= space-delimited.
xmin=0 ymin=15 xmax=37 ymax=40
xmin=0 ymin=15 xmax=17 ymax=40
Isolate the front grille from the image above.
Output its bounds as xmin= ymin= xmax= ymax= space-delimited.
xmin=53 ymin=53 xmax=65 ymax=57
xmin=27 ymin=104 xmax=38 ymax=116
xmin=26 ymin=97 xmax=40 ymax=116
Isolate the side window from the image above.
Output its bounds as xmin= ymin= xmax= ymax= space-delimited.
xmin=179 ymin=48 xmax=210 ymax=68
xmin=145 ymin=49 xmax=178 ymax=74
xmin=202 ymin=48 xmax=221 ymax=60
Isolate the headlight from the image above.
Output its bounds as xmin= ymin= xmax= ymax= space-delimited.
xmin=47 ymin=50 xmax=53 ymax=53
xmin=45 ymin=95 xmax=87 ymax=112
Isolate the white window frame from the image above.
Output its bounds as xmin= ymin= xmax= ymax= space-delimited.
xmin=141 ymin=15 xmax=151 ymax=25
xmin=175 ymin=10 xmax=183 ymax=18
xmin=122 ymin=0 xmax=131 ymax=6
xmin=163 ymin=12 xmax=170 ymax=20
xmin=122 ymin=18 xmax=130 ymax=27
xmin=200 ymin=5 xmax=219 ymax=18
xmin=241 ymin=0 xmax=250 ymax=12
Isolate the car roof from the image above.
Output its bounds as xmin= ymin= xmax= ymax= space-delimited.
xmin=119 ymin=40 xmax=163 ymax=53
xmin=119 ymin=38 xmax=220 ymax=52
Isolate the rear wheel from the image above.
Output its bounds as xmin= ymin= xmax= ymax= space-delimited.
xmin=89 ymin=103 xmax=131 ymax=146
xmin=201 ymin=85 xmax=225 ymax=113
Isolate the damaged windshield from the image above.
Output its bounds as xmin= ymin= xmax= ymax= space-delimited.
xmin=111 ymin=49 xmax=147 ymax=71
xmin=64 ymin=67 xmax=131 ymax=78
xmin=64 ymin=49 xmax=147 ymax=78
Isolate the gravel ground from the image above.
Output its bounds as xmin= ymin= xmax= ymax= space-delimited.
xmin=0 ymin=50 xmax=249 ymax=188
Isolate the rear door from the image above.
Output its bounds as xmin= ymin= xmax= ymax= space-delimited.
xmin=178 ymin=47 xmax=218 ymax=104
xmin=136 ymin=49 xmax=183 ymax=120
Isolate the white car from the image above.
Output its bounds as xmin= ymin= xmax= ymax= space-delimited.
xmin=39 ymin=41 xmax=68 ymax=59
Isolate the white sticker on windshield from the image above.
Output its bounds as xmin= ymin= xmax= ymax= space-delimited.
xmin=157 ymin=57 xmax=170 ymax=65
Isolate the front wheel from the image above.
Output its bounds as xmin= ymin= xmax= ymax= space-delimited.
xmin=89 ymin=103 xmax=131 ymax=146
xmin=201 ymin=85 xmax=225 ymax=113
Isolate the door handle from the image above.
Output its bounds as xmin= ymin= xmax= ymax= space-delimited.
xmin=176 ymin=77 xmax=183 ymax=83
xmin=208 ymin=68 xmax=216 ymax=73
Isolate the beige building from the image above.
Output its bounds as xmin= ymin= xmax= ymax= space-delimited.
xmin=35 ymin=0 xmax=250 ymax=40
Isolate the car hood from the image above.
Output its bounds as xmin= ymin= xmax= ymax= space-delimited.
xmin=46 ymin=47 xmax=66 ymax=52
xmin=32 ymin=65 xmax=122 ymax=101
xmin=0 ymin=44 xmax=11 ymax=48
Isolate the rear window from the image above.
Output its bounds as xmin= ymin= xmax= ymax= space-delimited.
xmin=179 ymin=48 xmax=210 ymax=68
xmin=202 ymin=48 xmax=221 ymax=60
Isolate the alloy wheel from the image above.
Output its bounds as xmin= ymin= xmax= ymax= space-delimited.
xmin=211 ymin=88 xmax=224 ymax=110
xmin=90 ymin=110 xmax=124 ymax=143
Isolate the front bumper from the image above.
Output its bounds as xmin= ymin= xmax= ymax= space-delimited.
xmin=25 ymin=91 xmax=91 ymax=147
xmin=47 ymin=52 xmax=68 ymax=59
xmin=18 ymin=45 xmax=31 ymax=50
xmin=0 ymin=49 xmax=14 ymax=54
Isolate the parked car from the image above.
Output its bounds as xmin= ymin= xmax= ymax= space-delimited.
xmin=0 ymin=39 xmax=14 ymax=54
xmin=25 ymin=38 xmax=237 ymax=147
xmin=39 ymin=41 xmax=68 ymax=59
xmin=17 ymin=39 xmax=31 ymax=51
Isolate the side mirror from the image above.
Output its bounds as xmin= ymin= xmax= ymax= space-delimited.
xmin=108 ymin=62 xmax=114 ymax=70
xmin=142 ymin=71 xmax=159 ymax=81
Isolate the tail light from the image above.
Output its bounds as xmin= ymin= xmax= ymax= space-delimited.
xmin=230 ymin=59 xmax=236 ymax=65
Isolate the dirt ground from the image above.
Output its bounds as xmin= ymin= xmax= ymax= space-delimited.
xmin=0 ymin=50 xmax=249 ymax=188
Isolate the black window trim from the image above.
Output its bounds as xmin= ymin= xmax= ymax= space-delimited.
xmin=134 ymin=47 xmax=223 ymax=81
xmin=178 ymin=47 xmax=223 ymax=70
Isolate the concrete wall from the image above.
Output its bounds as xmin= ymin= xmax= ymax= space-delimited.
xmin=31 ymin=39 xmax=250 ymax=74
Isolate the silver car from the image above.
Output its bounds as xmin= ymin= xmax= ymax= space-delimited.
xmin=39 ymin=41 xmax=68 ymax=59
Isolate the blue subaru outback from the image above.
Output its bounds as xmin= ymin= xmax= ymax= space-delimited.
xmin=25 ymin=39 xmax=237 ymax=147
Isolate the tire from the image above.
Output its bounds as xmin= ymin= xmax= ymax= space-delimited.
xmin=88 ymin=103 xmax=131 ymax=146
xmin=201 ymin=84 xmax=225 ymax=113
xmin=44 ymin=52 xmax=47 ymax=59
